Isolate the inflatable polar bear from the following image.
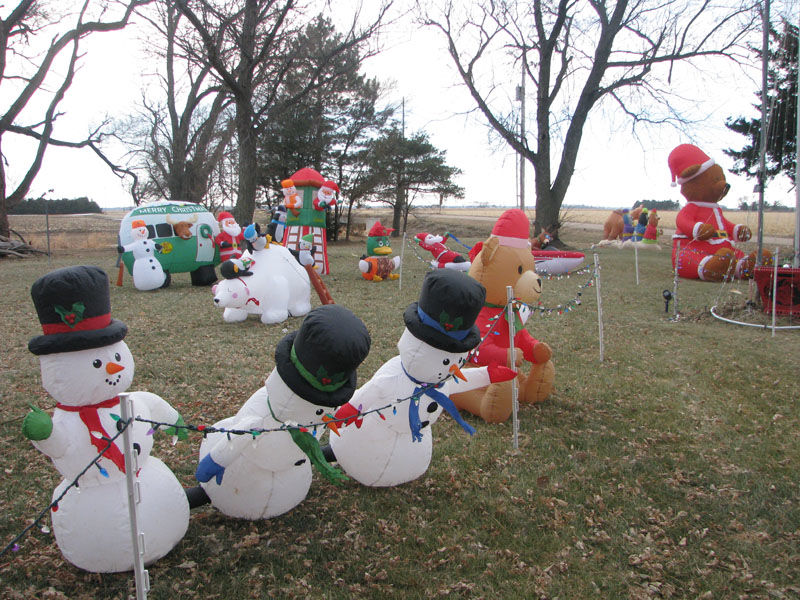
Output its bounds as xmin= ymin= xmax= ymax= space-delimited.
xmin=212 ymin=242 xmax=311 ymax=324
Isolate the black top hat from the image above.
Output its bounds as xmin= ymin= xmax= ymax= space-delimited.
xmin=28 ymin=265 xmax=128 ymax=356
xmin=403 ymin=269 xmax=486 ymax=353
xmin=274 ymin=304 xmax=371 ymax=407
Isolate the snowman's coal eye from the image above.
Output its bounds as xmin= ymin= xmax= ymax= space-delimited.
xmin=92 ymin=359 xmax=102 ymax=368
xmin=114 ymin=353 xmax=121 ymax=361
xmin=518 ymin=265 xmax=523 ymax=274
xmin=459 ymin=357 xmax=466 ymax=366
xmin=442 ymin=358 xmax=450 ymax=365
xmin=315 ymin=409 xmax=324 ymax=416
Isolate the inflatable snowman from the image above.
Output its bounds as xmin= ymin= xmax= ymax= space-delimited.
xmin=122 ymin=219 xmax=167 ymax=291
xmin=195 ymin=304 xmax=371 ymax=520
xmin=22 ymin=265 xmax=189 ymax=572
xmin=329 ymin=269 xmax=515 ymax=487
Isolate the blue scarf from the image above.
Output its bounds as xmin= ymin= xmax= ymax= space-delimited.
xmin=401 ymin=363 xmax=476 ymax=442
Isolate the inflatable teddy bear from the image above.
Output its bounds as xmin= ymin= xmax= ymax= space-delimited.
xmin=668 ymin=144 xmax=770 ymax=281
xmin=450 ymin=209 xmax=555 ymax=423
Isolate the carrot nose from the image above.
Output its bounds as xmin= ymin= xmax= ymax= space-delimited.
xmin=322 ymin=413 xmax=340 ymax=437
xmin=106 ymin=362 xmax=124 ymax=375
xmin=449 ymin=363 xmax=467 ymax=381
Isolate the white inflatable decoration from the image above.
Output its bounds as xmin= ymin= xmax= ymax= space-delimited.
xmin=23 ymin=266 xmax=189 ymax=572
xmin=195 ymin=304 xmax=371 ymax=519
xmin=124 ymin=219 xmax=167 ymax=291
xmin=212 ymin=240 xmax=311 ymax=324
xmin=330 ymin=270 xmax=515 ymax=487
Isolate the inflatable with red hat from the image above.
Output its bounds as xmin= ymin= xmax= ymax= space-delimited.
xmin=118 ymin=200 xmax=220 ymax=289
xmin=21 ymin=265 xmax=189 ymax=572
xmin=414 ymin=231 xmax=471 ymax=271
xmin=451 ymin=209 xmax=555 ymax=423
xmin=668 ymin=144 xmax=771 ymax=281
xmin=282 ymin=168 xmax=337 ymax=275
xmin=214 ymin=211 xmax=245 ymax=263
xmin=329 ymin=269 xmax=516 ymax=487
xmin=359 ymin=221 xmax=401 ymax=281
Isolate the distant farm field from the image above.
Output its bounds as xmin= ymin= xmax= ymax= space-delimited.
xmin=7 ymin=205 xmax=797 ymax=252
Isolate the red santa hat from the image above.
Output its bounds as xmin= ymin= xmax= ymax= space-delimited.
xmin=368 ymin=221 xmax=394 ymax=237
xmin=490 ymin=209 xmax=531 ymax=248
xmin=320 ymin=180 xmax=339 ymax=193
xmin=217 ymin=211 xmax=235 ymax=223
xmin=668 ymin=144 xmax=715 ymax=187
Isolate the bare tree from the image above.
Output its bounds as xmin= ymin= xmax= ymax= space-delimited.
xmin=0 ymin=0 xmax=151 ymax=237
xmin=172 ymin=0 xmax=392 ymax=224
xmin=117 ymin=2 xmax=234 ymax=209
xmin=422 ymin=0 xmax=759 ymax=241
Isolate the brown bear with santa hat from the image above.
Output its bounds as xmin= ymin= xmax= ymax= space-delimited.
xmin=668 ymin=144 xmax=770 ymax=281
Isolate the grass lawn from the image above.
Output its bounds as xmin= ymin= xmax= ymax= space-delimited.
xmin=1 ymin=217 xmax=798 ymax=599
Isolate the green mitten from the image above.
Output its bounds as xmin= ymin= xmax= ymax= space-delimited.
xmin=164 ymin=414 xmax=188 ymax=441
xmin=22 ymin=406 xmax=53 ymax=441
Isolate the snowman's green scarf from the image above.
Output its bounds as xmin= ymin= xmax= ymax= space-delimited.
xmin=267 ymin=396 xmax=348 ymax=485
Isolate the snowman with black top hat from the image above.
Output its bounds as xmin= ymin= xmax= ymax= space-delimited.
xmin=328 ymin=269 xmax=516 ymax=487
xmin=21 ymin=265 xmax=189 ymax=572
xmin=194 ymin=304 xmax=370 ymax=519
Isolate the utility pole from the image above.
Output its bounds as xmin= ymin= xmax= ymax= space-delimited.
xmin=756 ymin=0 xmax=770 ymax=266
xmin=517 ymin=58 xmax=526 ymax=211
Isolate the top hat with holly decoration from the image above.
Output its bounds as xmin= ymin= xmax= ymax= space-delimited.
xmin=274 ymin=304 xmax=371 ymax=407
xmin=403 ymin=269 xmax=486 ymax=353
xmin=28 ymin=265 xmax=128 ymax=356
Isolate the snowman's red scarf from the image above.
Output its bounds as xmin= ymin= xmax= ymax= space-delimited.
xmin=55 ymin=397 xmax=126 ymax=473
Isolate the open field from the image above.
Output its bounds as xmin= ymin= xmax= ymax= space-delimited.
xmin=7 ymin=205 xmax=798 ymax=253
xmin=1 ymin=213 xmax=799 ymax=599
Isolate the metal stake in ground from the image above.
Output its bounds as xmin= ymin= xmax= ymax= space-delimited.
xmin=593 ymin=253 xmax=604 ymax=363
xmin=120 ymin=393 xmax=150 ymax=600
xmin=399 ymin=232 xmax=407 ymax=292
xmin=506 ymin=285 xmax=519 ymax=450
xmin=771 ymin=247 xmax=779 ymax=337
xmin=634 ymin=244 xmax=639 ymax=285
xmin=672 ymin=240 xmax=680 ymax=321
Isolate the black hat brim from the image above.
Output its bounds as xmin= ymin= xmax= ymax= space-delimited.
xmin=403 ymin=302 xmax=481 ymax=353
xmin=274 ymin=331 xmax=357 ymax=408
xmin=28 ymin=319 xmax=128 ymax=356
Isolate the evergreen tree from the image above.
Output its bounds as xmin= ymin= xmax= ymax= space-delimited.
xmin=724 ymin=20 xmax=798 ymax=184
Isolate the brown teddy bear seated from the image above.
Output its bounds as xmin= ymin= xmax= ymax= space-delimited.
xmin=668 ymin=144 xmax=771 ymax=280
xmin=450 ymin=209 xmax=554 ymax=423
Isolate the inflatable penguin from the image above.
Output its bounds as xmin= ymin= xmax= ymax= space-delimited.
xmin=195 ymin=304 xmax=371 ymax=519
xmin=22 ymin=266 xmax=189 ymax=572
xmin=329 ymin=269 xmax=515 ymax=487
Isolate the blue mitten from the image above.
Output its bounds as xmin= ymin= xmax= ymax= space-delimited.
xmin=196 ymin=453 xmax=225 ymax=485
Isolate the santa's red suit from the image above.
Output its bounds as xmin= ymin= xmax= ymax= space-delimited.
xmin=469 ymin=305 xmax=545 ymax=368
xmin=672 ymin=201 xmax=746 ymax=280
xmin=214 ymin=212 xmax=244 ymax=262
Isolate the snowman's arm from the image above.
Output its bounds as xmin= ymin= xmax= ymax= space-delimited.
xmin=203 ymin=415 xmax=263 ymax=467
xmin=129 ymin=391 xmax=180 ymax=427
xmin=442 ymin=364 xmax=517 ymax=395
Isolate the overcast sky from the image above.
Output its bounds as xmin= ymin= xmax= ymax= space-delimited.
xmin=9 ymin=2 xmax=797 ymax=212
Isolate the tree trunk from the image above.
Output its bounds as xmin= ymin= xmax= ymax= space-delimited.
xmin=233 ymin=99 xmax=257 ymax=224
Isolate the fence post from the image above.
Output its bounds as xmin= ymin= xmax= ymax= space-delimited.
xmin=771 ymin=247 xmax=779 ymax=337
xmin=120 ymin=393 xmax=149 ymax=600
xmin=593 ymin=253 xmax=604 ymax=363
xmin=506 ymin=285 xmax=519 ymax=450
xmin=399 ymin=232 xmax=407 ymax=293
